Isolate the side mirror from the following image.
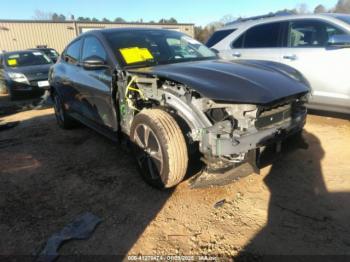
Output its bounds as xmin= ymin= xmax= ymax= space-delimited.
xmin=328 ymin=34 xmax=350 ymax=48
xmin=82 ymin=57 xmax=108 ymax=70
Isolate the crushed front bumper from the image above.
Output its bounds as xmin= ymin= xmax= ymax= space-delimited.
xmin=190 ymin=108 xmax=307 ymax=188
xmin=200 ymin=108 xmax=306 ymax=157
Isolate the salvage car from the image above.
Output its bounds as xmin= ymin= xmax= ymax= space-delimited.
xmin=49 ymin=28 xmax=310 ymax=188
xmin=0 ymin=50 xmax=52 ymax=100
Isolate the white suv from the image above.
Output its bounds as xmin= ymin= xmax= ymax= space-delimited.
xmin=207 ymin=14 xmax=350 ymax=114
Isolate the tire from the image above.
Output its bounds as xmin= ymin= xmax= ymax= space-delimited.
xmin=130 ymin=109 xmax=188 ymax=189
xmin=52 ymin=91 xmax=77 ymax=129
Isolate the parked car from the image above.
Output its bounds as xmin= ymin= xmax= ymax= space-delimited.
xmin=29 ymin=48 xmax=60 ymax=63
xmin=50 ymin=28 xmax=309 ymax=189
xmin=0 ymin=50 xmax=53 ymax=100
xmin=207 ymin=13 xmax=350 ymax=114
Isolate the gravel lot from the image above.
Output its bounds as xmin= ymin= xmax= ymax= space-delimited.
xmin=0 ymin=104 xmax=350 ymax=259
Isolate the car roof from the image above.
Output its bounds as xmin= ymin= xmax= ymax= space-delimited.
xmin=219 ymin=13 xmax=349 ymax=31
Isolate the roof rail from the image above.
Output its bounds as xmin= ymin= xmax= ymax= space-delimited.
xmin=225 ymin=12 xmax=292 ymax=26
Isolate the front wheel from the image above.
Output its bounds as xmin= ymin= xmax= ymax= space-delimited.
xmin=130 ymin=109 xmax=188 ymax=189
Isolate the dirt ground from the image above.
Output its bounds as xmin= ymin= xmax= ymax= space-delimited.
xmin=0 ymin=104 xmax=350 ymax=260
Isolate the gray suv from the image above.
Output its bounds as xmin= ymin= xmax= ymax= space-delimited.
xmin=207 ymin=13 xmax=350 ymax=114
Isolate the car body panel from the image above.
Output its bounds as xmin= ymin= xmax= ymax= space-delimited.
xmin=130 ymin=59 xmax=309 ymax=104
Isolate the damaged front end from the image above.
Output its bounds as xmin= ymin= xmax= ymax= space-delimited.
xmin=116 ymin=69 xmax=308 ymax=188
xmin=188 ymin=96 xmax=307 ymax=187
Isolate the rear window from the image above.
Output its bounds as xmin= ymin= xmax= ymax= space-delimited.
xmin=5 ymin=51 xmax=52 ymax=67
xmin=206 ymin=29 xmax=236 ymax=47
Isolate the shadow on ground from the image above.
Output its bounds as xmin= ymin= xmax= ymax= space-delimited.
xmin=236 ymin=131 xmax=350 ymax=260
xmin=0 ymin=112 xmax=174 ymax=259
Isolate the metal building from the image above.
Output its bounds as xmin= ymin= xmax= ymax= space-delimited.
xmin=0 ymin=20 xmax=195 ymax=53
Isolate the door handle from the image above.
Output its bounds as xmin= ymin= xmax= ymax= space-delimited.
xmin=283 ymin=54 xmax=297 ymax=61
xmin=232 ymin=52 xmax=241 ymax=58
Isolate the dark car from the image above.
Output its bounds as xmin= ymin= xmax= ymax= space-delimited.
xmin=29 ymin=48 xmax=60 ymax=63
xmin=50 ymin=28 xmax=310 ymax=189
xmin=0 ymin=50 xmax=53 ymax=100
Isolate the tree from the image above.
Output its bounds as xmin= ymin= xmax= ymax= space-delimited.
xmin=92 ymin=18 xmax=99 ymax=22
xmin=168 ymin=17 xmax=178 ymax=24
xmin=58 ymin=14 xmax=66 ymax=21
xmin=32 ymin=10 xmax=53 ymax=20
xmin=314 ymin=4 xmax=327 ymax=13
xmin=102 ymin=18 xmax=110 ymax=22
xmin=296 ymin=3 xmax=309 ymax=14
xmin=158 ymin=18 xmax=178 ymax=24
xmin=334 ymin=0 xmax=350 ymax=13
xmin=114 ymin=17 xmax=126 ymax=23
xmin=51 ymin=13 xmax=59 ymax=21
xmin=77 ymin=17 xmax=91 ymax=22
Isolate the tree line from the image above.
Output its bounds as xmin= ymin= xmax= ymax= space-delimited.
xmin=32 ymin=10 xmax=178 ymax=24
xmin=32 ymin=0 xmax=350 ymax=43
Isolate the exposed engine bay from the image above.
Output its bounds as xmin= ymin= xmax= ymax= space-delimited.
xmin=115 ymin=70 xmax=308 ymax=186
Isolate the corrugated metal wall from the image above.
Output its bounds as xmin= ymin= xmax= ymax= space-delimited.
xmin=0 ymin=21 xmax=195 ymax=53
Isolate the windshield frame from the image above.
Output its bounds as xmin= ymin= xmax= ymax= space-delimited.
xmin=103 ymin=30 xmax=217 ymax=69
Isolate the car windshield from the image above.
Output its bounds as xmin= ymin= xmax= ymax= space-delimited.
xmin=104 ymin=30 xmax=217 ymax=68
xmin=41 ymin=49 xmax=59 ymax=58
xmin=5 ymin=51 xmax=52 ymax=67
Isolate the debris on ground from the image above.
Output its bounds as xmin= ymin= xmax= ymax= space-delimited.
xmin=36 ymin=212 xmax=102 ymax=262
xmin=214 ymin=199 xmax=226 ymax=209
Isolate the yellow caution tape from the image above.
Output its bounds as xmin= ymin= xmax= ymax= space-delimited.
xmin=119 ymin=47 xmax=154 ymax=64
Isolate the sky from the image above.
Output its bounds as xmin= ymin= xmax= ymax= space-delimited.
xmin=0 ymin=0 xmax=339 ymax=26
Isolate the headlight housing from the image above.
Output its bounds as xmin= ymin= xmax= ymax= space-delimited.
xmin=7 ymin=72 xmax=29 ymax=84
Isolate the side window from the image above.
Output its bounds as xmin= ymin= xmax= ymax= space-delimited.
xmin=242 ymin=22 xmax=283 ymax=48
xmin=206 ymin=29 xmax=236 ymax=47
xmin=232 ymin=34 xmax=244 ymax=48
xmin=289 ymin=20 xmax=346 ymax=48
xmin=82 ymin=37 xmax=107 ymax=61
xmin=64 ymin=39 xmax=82 ymax=64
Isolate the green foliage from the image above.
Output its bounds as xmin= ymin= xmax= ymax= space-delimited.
xmin=158 ymin=18 xmax=178 ymax=24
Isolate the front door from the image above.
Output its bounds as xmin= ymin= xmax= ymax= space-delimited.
xmin=79 ymin=36 xmax=116 ymax=129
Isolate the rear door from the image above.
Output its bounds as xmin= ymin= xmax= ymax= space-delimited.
xmin=79 ymin=36 xmax=116 ymax=129
xmin=281 ymin=19 xmax=350 ymax=113
xmin=228 ymin=21 xmax=287 ymax=62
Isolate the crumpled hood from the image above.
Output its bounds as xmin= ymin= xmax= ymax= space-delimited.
xmin=7 ymin=64 xmax=51 ymax=81
xmin=130 ymin=59 xmax=310 ymax=104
